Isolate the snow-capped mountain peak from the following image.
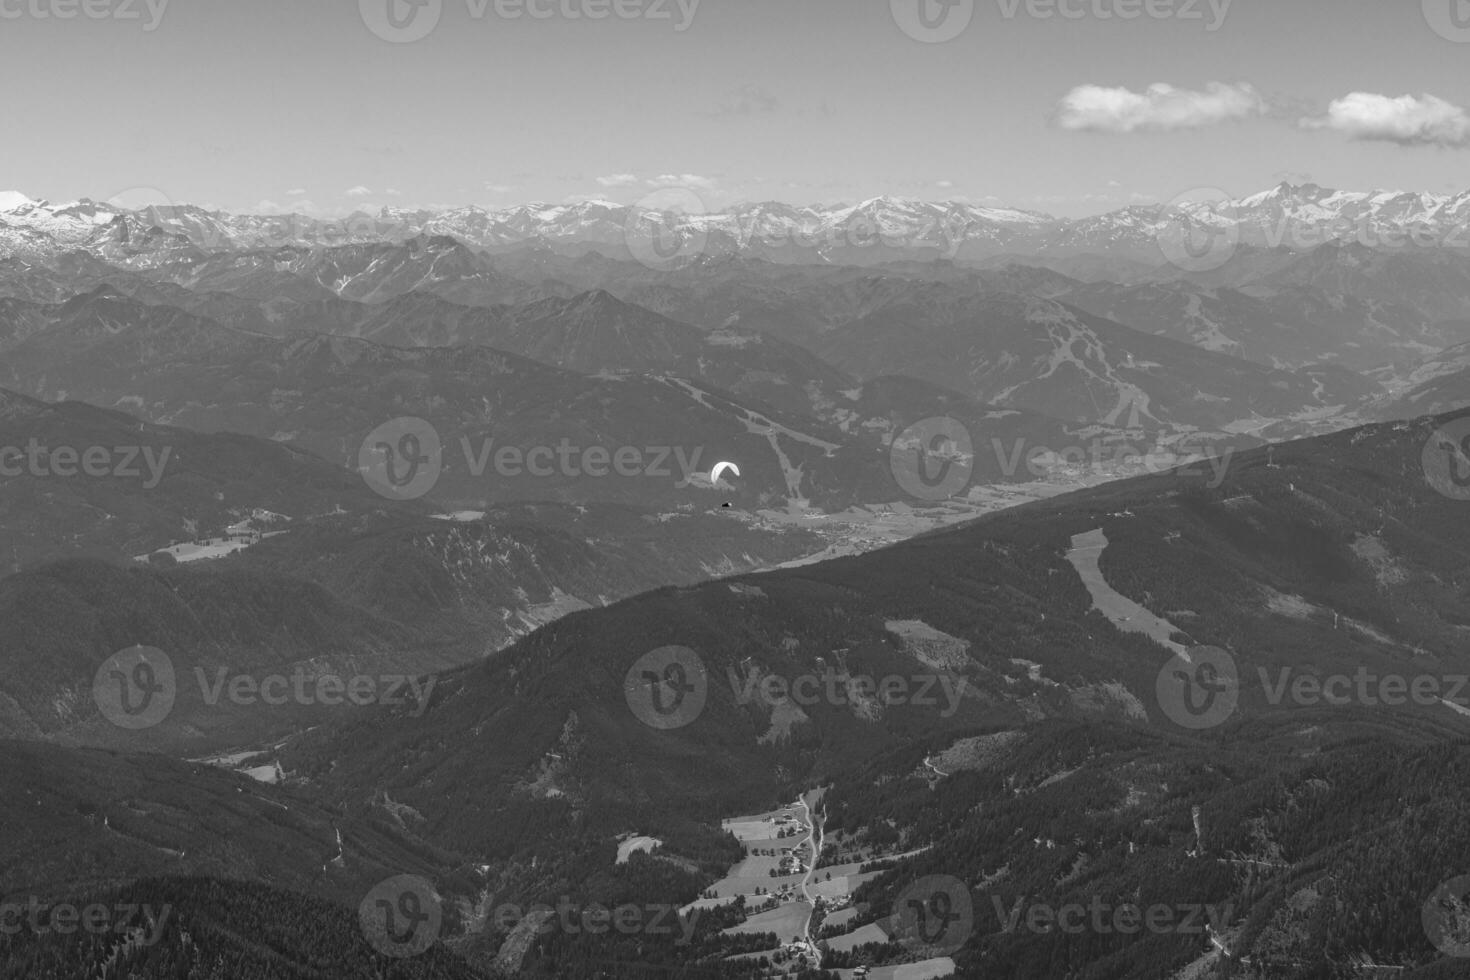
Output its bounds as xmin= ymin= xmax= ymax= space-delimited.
xmin=0 ymin=190 xmax=39 ymax=212
xmin=2 ymin=183 xmax=1469 ymax=267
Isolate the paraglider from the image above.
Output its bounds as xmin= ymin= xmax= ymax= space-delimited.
xmin=710 ymin=461 xmax=740 ymax=485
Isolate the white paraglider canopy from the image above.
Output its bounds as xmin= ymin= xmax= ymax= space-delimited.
xmin=710 ymin=461 xmax=740 ymax=484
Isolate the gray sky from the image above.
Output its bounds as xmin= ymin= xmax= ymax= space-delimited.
xmin=2 ymin=0 xmax=1468 ymax=217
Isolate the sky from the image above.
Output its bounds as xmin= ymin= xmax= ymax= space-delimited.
xmin=0 ymin=0 xmax=1467 ymax=217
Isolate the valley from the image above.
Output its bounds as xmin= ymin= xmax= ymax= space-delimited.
xmin=7 ymin=173 xmax=1470 ymax=979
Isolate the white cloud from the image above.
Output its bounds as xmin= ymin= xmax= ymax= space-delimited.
xmin=345 ymin=185 xmax=372 ymax=196
xmin=253 ymin=198 xmax=321 ymax=214
xmin=648 ymin=174 xmax=716 ymax=189
xmin=286 ymin=188 xmax=308 ymax=196
xmin=595 ymin=174 xmax=639 ymax=188
xmin=1055 ymin=82 xmax=1265 ymax=133
xmin=936 ymin=179 xmax=955 ymax=189
xmin=385 ymin=188 xmax=403 ymax=196
xmin=1301 ymin=92 xmax=1470 ymax=147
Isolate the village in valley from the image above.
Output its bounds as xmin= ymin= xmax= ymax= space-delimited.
xmin=667 ymin=790 xmax=956 ymax=979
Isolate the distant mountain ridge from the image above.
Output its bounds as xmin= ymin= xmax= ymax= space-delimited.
xmin=5 ymin=183 xmax=1470 ymax=266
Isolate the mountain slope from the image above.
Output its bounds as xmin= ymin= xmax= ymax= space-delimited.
xmin=0 ymin=387 xmax=400 ymax=570
xmin=817 ymin=288 xmax=1375 ymax=430
xmin=282 ymin=410 xmax=1470 ymax=859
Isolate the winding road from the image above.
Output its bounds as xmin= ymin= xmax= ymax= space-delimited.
xmin=796 ymin=791 xmax=825 ymax=967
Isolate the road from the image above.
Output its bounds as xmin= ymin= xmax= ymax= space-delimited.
xmin=796 ymin=791 xmax=825 ymax=968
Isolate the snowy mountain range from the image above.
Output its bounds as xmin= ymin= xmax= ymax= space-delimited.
xmin=4 ymin=183 xmax=1470 ymax=267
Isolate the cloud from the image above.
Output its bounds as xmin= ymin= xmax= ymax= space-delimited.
xmin=345 ymin=185 xmax=372 ymax=197
xmin=591 ymin=174 xmax=718 ymax=194
xmin=385 ymin=188 xmax=403 ymax=196
xmin=1055 ymin=82 xmax=1265 ymax=133
xmin=286 ymin=188 xmax=308 ymax=196
xmin=253 ymin=198 xmax=319 ymax=214
xmin=936 ymin=180 xmax=955 ymax=189
xmin=709 ymin=83 xmax=779 ymax=117
xmin=1301 ymin=92 xmax=1470 ymax=147
xmin=649 ymin=174 xmax=715 ymax=189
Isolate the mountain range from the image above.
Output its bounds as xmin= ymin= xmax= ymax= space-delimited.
xmin=10 ymin=181 xmax=1470 ymax=978
xmin=6 ymin=183 xmax=1470 ymax=266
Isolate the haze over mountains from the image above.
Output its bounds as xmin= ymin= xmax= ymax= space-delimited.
xmin=8 ymin=176 xmax=1470 ymax=980
xmin=5 ymin=184 xmax=1470 ymax=496
xmin=7 ymin=182 xmax=1470 ymax=264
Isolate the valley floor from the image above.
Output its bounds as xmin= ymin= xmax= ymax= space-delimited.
xmin=688 ymin=791 xmax=956 ymax=978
